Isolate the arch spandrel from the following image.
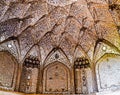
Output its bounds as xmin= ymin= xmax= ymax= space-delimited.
xmin=0 ymin=41 xmax=19 ymax=60
xmin=21 ymin=45 xmax=40 ymax=65
xmin=44 ymin=49 xmax=71 ymax=68
xmin=94 ymin=41 xmax=120 ymax=63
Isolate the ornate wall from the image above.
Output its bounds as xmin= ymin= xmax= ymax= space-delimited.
xmin=19 ymin=53 xmax=94 ymax=94
xmin=0 ymin=46 xmax=120 ymax=95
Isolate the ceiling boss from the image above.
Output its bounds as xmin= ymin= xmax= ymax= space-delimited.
xmin=46 ymin=0 xmax=77 ymax=6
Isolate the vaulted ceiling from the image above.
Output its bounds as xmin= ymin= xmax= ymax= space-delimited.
xmin=0 ymin=0 xmax=120 ymax=63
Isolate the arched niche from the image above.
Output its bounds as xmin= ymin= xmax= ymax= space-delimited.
xmin=74 ymin=46 xmax=94 ymax=93
xmin=96 ymin=54 xmax=120 ymax=91
xmin=43 ymin=61 xmax=71 ymax=93
xmin=74 ymin=57 xmax=93 ymax=94
xmin=19 ymin=55 xmax=40 ymax=94
xmin=0 ymin=51 xmax=18 ymax=90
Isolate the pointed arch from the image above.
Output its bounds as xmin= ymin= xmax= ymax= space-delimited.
xmin=21 ymin=44 xmax=40 ymax=64
xmin=0 ymin=51 xmax=18 ymax=90
xmin=74 ymin=45 xmax=92 ymax=63
xmin=96 ymin=53 xmax=120 ymax=91
xmin=43 ymin=61 xmax=71 ymax=93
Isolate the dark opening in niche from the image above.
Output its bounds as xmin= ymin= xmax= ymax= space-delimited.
xmin=49 ymin=77 xmax=53 ymax=80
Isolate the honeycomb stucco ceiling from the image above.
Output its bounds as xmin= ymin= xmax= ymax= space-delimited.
xmin=0 ymin=0 xmax=120 ymax=62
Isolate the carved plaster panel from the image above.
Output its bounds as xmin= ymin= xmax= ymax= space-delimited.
xmin=44 ymin=49 xmax=71 ymax=68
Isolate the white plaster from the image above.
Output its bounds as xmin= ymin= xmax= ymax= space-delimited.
xmin=96 ymin=55 xmax=120 ymax=92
